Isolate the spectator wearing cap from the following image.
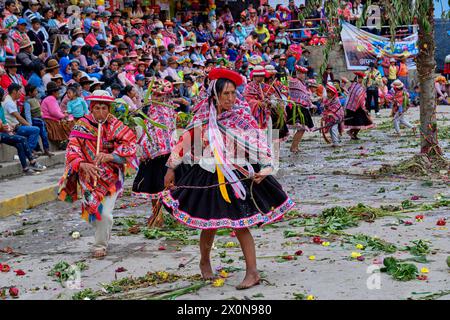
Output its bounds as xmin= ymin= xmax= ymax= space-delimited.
xmin=98 ymin=11 xmax=111 ymax=41
xmin=85 ymin=21 xmax=101 ymax=47
xmin=24 ymin=0 xmax=42 ymax=27
xmin=27 ymin=17 xmax=49 ymax=58
xmin=41 ymin=81 xmax=74 ymax=147
xmin=109 ymin=11 xmax=125 ymax=39
xmin=10 ymin=17 xmax=31 ymax=54
xmin=83 ymin=7 xmax=97 ymax=34
xmin=16 ymin=38 xmax=39 ymax=79
xmin=134 ymin=74 xmax=146 ymax=104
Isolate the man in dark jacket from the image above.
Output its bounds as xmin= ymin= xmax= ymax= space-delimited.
xmin=27 ymin=18 xmax=48 ymax=57
xmin=17 ymin=38 xmax=40 ymax=79
xmin=102 ymin=59 xmax=122 ymax=89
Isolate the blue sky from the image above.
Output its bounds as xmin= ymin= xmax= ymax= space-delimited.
xmin=435 ymin=0 xmax=449 ymax=17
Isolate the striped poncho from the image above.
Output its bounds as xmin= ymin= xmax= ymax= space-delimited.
xmin=58 ymin=114 xmax=138 ymax=222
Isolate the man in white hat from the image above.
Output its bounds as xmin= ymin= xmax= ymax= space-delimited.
xmin=58 ymin=90 xmax=137 ymax=258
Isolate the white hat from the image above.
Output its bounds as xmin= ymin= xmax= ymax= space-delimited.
xmin=89 ymin=77 xmax=105 ymax=88
xmin=251 ymin=65 xmax=266 ymax=77
xmin=392 ymin=79 xmax=404 ymax=89
xmin=265 ymin=64 xmax=277 ymax=74
xmin=72 ymin=37 xmax=86 ymax=47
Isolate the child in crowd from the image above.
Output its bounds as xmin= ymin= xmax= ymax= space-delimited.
xmin=410 ymin=85 xmax=420 ymax=107
xmin=389 ymin=80 xmax=415 ymax=136
xmin=66 ymin=84 xmax=89 ymax=121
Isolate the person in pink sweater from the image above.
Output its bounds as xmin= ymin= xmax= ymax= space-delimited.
xmin=41 ymin=81 xmax=74 ymax=148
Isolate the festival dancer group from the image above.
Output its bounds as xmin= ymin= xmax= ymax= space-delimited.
xmin=58 ymin=65 xmax=414 ymax=290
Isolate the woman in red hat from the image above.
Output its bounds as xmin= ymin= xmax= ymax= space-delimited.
xmin=344 ymin=72 xmax=374 ymax=140
xmin=162 ymin=68 xmax=294 ymax=290
xmin=287 ymin=65 xmax=314 ymax=153
xmin=58 ymin=90 xmax=138 ymax=258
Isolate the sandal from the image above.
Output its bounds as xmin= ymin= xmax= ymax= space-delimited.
xmin=92 ymin=248 xmax=107 ymax=259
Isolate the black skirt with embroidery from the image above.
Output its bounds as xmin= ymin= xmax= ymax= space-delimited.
xmin=160 ymin=164 xmax=295 ymax=229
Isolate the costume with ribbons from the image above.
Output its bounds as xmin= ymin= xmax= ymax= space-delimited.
xmin=132 ymin=102 xmax=186 ymax=199
xmin=344 ymin=82 xmax=374 ymax=130
xmin=58 ymin=114 xmax=138 ymax=222
xmin=287 ymin=78 xmax=314 ymax=130
xmin=160 ymin=95 xmax=294 ymax=230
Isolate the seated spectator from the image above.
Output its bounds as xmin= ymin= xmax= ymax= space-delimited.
xmin=3 ymin=83 xmax=40 ymax=155
xmin=41 ymin=81 xmax=74 ymax=149
xmin=121 ymin=85 xmax=141 ymax=112
xmin=27 ymin=61 xmax=46 ymax=99
xmin=24 ymin=84 xmax=53 ymax=157
xmin=1 ymin=88 xmax=46 ymax=175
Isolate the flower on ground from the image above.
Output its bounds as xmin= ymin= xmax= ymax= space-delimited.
xmin=312 ymin=236 xmax=322 ymax=244
xmin=212 ymin=278 xmax=225 ymax=287
xmin=436 ymin=218 xmax=446 ymax=226
xmin=225 ymin=242 xmax=237 ymax=248
xmin=1 ymin=264 xmax=11 ymax=272
xmin=9 ymin=287 xmax=19 ymax=297
xmin=321 ymin=241 xmax=330 ymax=247
xmin=356 ymin=244 xmax=364 ymax=250
xmin=219 ymin=270 xmax=228 ymax=278
xmin=351 ymin=252 xmax=362 ymax=259
xmin=14 ymin=269 xmax=25 ymax=276
xmin=306 ymin=295 xmax=315 ymax=300
xmin=309 ymin=255 xmax=316 ymax=261
xmin=420 ymin=267 xmax=429 ymax=274
xmin=158 ymin=246 xmax=166 ymax=251
xmin=157 ymin=271 xmax=169 ymax=280
xmin=417 ymin=275 xmax=428 ymax=281
xmin=295 ymin=250 xmax=303 ymax=256
xmin=415 ymin=215 xmax=424 ymax=222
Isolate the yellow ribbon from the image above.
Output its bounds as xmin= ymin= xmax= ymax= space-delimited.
xmin=213 ymin=149 xmax=231 ymax=203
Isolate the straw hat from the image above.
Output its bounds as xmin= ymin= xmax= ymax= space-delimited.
xmin=71 ymin=28 xmax=85 ymax=38
xmin=45 ymin=59 xmax=60 ymax=72
xmin=392 ymin=79 xmax=404 ymax=89
xmin=19 ymin=38 xmax=34 ymax=50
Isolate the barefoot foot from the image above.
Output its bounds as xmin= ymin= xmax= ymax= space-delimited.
xmin=92 ymin=248 xmax=107 ymax=259
xmin=236 ymin=272 xmax=260 ymax=290
xmin=199 ymin=261 xmax=214 ymax=280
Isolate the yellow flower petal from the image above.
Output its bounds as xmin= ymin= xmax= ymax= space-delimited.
xmin=219 ymin=270 xmax=229 ymax=278
xmin=309 ymin=255 xmax=316 ymax=261
xmin=356 ymin=244 xmax=364 ymax=250
xmin=351 ymin=252 xmax=362 ymax=259
xmin=225 ymin=242 xmax=237 ymax=248
xmin=322 ymin=242 xmax=330 ymax=247
xmin=212 ymin=278 xmax=225 ymax=287
xmin=420 ymin=267 xmax=429 ymax=274
xmin=306 ymin=295 xmax=315 ymax=300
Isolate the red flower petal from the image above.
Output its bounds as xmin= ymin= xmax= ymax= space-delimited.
xmin=9 ymin=287 xmax=19 ymax=297
xmin=115 ymin=267 xmax=127 ymax=273
xmin=357 ymin=256 xmax=365 ymax=261
xmin=282 ymin=255 xmax=294 ymax=260
xmin=1 ymin=264 xmax=11 ymax=272
xmin=436 ymin=219 xmax=446 ymax=226
xmin=312 ymin=236 xmax=322 ymax=244
xmin=14 ymin=269 xmax=25 ymax=276
xmin=295 ymin=250 xmax=303 ymax=256
xmin=158 ymin=246 xmax=166 ymax=251
xmin=410 ymin=195 xmax=420 ymax=200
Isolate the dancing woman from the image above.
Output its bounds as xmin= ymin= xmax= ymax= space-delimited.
xmin=161 ymin=68 xmax=295 ymax=290
xmin=344 ymin=72 xmax=374 ymax=140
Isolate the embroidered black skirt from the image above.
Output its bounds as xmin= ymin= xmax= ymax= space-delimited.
xmin=286 ymin=105 xmax=315 ymax=129
xmin=160 ymin=164 xmax=295 ymax=230
xmin=344 ymin=108 xmax=375 ymax=130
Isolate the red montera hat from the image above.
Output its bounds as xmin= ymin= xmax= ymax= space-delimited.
xmin=208 ymin=68 xmax=243 ymax=87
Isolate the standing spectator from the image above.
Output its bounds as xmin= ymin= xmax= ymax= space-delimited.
xmin=364 ymin=62 xmax=383 ymax=116
xmin=322 ymin=65 xmax=335 ymax=84
xmin=387 ymin=58 xmax=399 ymax=89
xmin=397 ymin=57 xmax=409 ymax=89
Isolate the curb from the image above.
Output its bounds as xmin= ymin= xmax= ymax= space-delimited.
xmin=0 ymin=184 xmax=59 ymax=218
